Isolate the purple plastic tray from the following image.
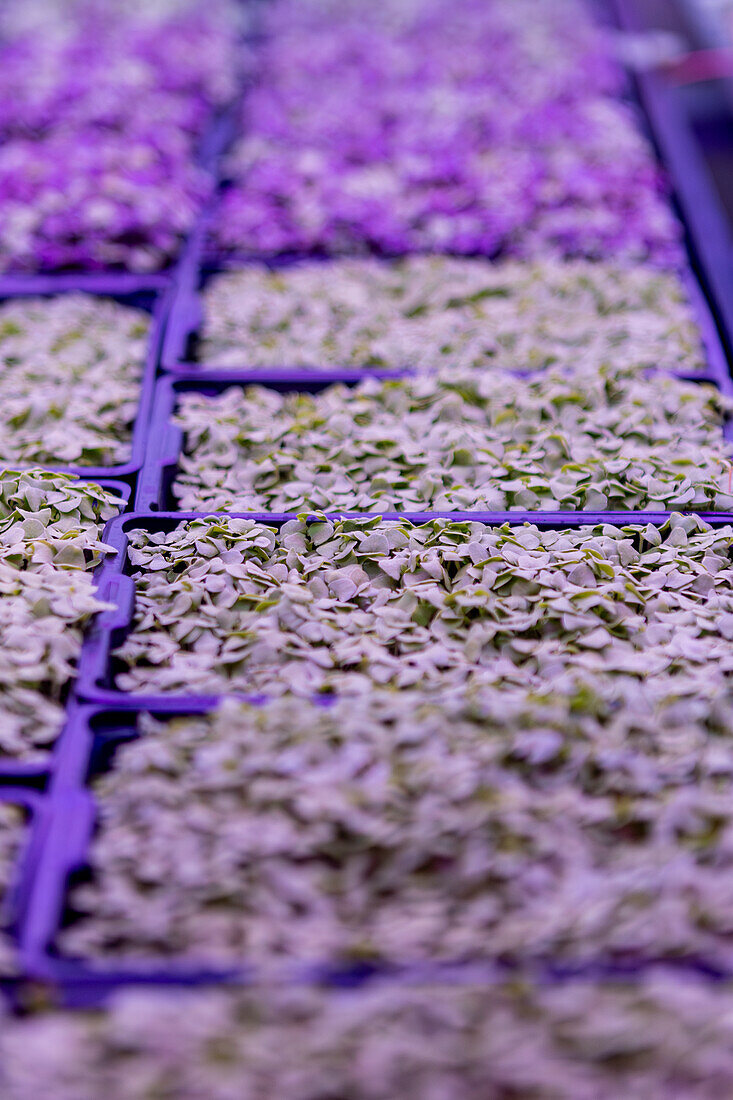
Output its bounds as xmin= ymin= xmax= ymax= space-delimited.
xmin=160 ymin=251 xmax=733 ymax=386
xmin=0 ymin=272 xmax=171 ymax=297
xmin=0 ymin=284 xmax=173 ymax=482
xmin=9 ymin=0 xmax=733 ymax=1009
xmin=0 ymin=761 xmax=50 ymax=790
xmin=611 ymin=0 xmax=733 ymax=382
xmin=682 ymin=269 xmax=733 ymax=394
xmin=155 ymin=102 xmax=244 ymax=297
xmin=12 ymin=703 xmax=733 ymax=1006
xmin=0 ymin=480 xmax=130 ymax=787
xmin=74 ymin=509 xmax=733 ymax=709
xmin=136 ymin=360 xmax=733 ymax=512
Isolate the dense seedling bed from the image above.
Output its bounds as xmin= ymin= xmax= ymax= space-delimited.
xmin=62 ymin=670 xmax=733 ymax=967
xmin=197 ymin=258 xmax=707 ymax=373
xmin=0 ymin=295 xmax=149 ymax=467
xmin=171 ymin=369 xmax=733 ymax=513
xmin=0 ymin=471 xmax=119 ymax=760
xmin=0 ymin=0 xmax=242 ymax=274
xmin=4 ymin=977 xmax=733 ymax=1099
xmin=109 ymin=515 xmax=733 ymax=698
xmin=213 ymin=0 xmax=682 ymax=262
xmin=4 ymin=0 xmax=733 ymax=1092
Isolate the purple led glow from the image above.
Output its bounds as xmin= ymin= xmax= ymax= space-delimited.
xmin=212 ymin=0 xmax=682 ymax=264
xmin=0 ymin=0 xmax=242 ymax=273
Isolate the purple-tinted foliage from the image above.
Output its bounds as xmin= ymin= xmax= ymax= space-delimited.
xmin=213 ymin=0 xmax=682 ymax=264
xmin=0 ymin=0 xmax=242 ymax=272
xmin=0 ymin=1 xmax=240 ymax=141
xmin=0 ymin=131 xmax=211 ymax=273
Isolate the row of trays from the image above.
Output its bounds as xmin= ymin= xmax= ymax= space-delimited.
xmin=5 ymin=505 xmax=733 ymax=1007
xmin=2 ymin=257 xmax=731 ymax=485
xmin=4 ymin=0 xmax=733 ymax=1006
